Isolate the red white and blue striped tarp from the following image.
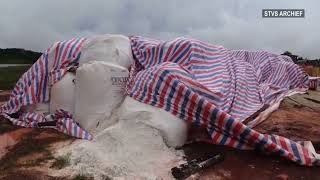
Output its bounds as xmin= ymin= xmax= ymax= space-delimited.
xmin=0 ymin=38 xmax=92 ymax=140
xmin=127 ymin=36 xmax=319 ymax=166
xmin=0 ymin=35 xmax=319 ymax=165
xmin=308 ymin=77 xmax=320 ymax=90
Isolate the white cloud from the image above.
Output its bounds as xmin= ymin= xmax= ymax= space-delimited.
xmin=0 ymin=0 xmax=319 ymax=58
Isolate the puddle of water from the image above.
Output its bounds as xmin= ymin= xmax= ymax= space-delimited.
xmin=0 ymin=128 xmax=32 ymax=158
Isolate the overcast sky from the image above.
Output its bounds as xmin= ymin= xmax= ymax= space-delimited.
xmin=0 ymin=0 xmax=319 ymax=58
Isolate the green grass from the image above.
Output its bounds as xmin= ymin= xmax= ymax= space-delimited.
xmin=51 ymin=154 xmax=71 ymax=169
xmin=0 ymin=48 xmax=41 ymax=64
xmin=0 ymin=118 xmax=18 ymax=134
xmin=0 ymin=130 xmax=54 ymax=171
xmin=73 ymin=174 xmax=94 ymax=180
xmin=24 ymin=155 xmax=54 ymax=167
xmin=0 ymin=66 xmax=30 ymax=90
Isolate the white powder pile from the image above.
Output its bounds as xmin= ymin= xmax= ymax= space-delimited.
xmin=58 ymin=115 xmax=184 ymax=179
xmin=47 ymin=34 xmax=186 ymax=179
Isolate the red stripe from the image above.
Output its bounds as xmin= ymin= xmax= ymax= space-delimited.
xmin=133 ymin=49 xmax=153 ymax=100
xmin=201 ymin=102 xmax=212 ymax=128
xmin=157 ymin=74 xmax=174 ymax=108
xmin=23 ymin=76 xmax=28 ymax=104
xmin=187 ymin=94 xmax=197 ymax=123
xmin=227 ymin=137 xmax=237 ymax=148
xmin=266 ymin=141 xmax=277 ymax=152
xmin=249 ymin=132 xmax=260 ymax=144
xmin=145 ymin=46 xmax=152 ymax=67
xmin=61 ymin=39 xmax=76 ymax=62
xmin=53 ymin=42 xmax=61 ymax=68
xmin=79 ymin=128 xmax=83 ymax=139
xmin=301 ymin=146 xmax=312 ymax=166
xmin=217 ymin=112 xmax=226 ymax=129
xmin=169 ymin=40 xmax=189 ymax=62
xmin=279 ymin=137 xmax=289 ymax=152
xmin=212 ymin=131 xmax=221 ymax=143
xmin=132 ymin=71 xmax=151 ymax=100
xmin=163 ymin=41 xmax=175 ymax=61
xmin=74 ymin=38 xmax=86 ymax=57
xmin=30 ymin=67 xmax=36 ymax=103
xmin=143 ymin=59 xmax=163 ymax=104
xmin=232 ymin=122 xmax=243 ymax=137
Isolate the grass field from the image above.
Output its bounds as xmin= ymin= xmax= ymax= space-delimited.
xmin=0 ymin=66 xmax=30 ymax=90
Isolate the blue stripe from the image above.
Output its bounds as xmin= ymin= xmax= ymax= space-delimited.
xmin=188 ymin=41 xmax=220 ymax=53
xmin=84 ymin=131 xmax=88 ymax=140
xmin=196 ymin=70 xmax=226 ymax=79
xmin=192 ymin=63 xmax=221 ymax=70
xmin=236 ymin=127 xmax=250 ymax=149
xmin=171 ymin=39 xmax=184 ymax=56
xmin=290 ymin=142 xmax=302 ymax=164
xmin=151 ymin=69 xmax=169 ymax=106
xmin=138 ymin=68 xmax=158 ymax=102
xmin=142 ymin=51 xmax=147 ymax=64
xmin=217 ymin=118 xmax=234 ymax=145
xmin=57 ymin=41 xmax=67 ymax=66
xmin=42 ymin=53 xmax=49 ymax=101
xmin=25 ymin=71 xmax=31 ymax=104
xmin=174 ymin=44 xmax=192 ymax=63
xmin=194 ymin=98 xmax=204 ymax=126
xmin=134 ymin=67 xmax=162 ymax=99
xmin=225 ymin=118 xmax=234 ymax=133
xmin=219 ymin=133 xmax=229 ymax=145
xmin=159 ymin=42 xmax=165 ymax=61
xmin=191 ymin=53 xmax=223 ymax=61
xmin=74 ymin=123 xmax=77 ymax=138
xmin=68 ymin=39 xmax=80 ymax=59
xmin=74 ymin=52 xmax=81 ymax=64
xmin=179 ymin=89 xmax=191 ymax=120
xmin=271 ymin=135 xmax=277 ymax=143
xmin=150 ymin=47 xmax=155 ymax=65
xmin=255 ymin=136 xmax=268 ymax=150
xmin=191 ymin=88 xmax=220 ymax=103
xmin=10 ymin=100 xmax=14 ymax=110
xmin=209 ymin=108 xmax=219 ymax=125
xmin=165 ymin=80 xmax=179 ymax=112
xmin=208 ymin=126 xmax=215 ymax=136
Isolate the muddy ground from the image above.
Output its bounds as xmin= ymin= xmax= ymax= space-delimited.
xmin=0 ymin=90 xmax=320 ymax=180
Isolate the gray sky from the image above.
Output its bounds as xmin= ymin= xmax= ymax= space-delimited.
xmin=0 ymin=0 xmax=319 ymax=58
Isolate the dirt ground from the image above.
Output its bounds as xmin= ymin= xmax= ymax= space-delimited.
xmin=184 ymin=90 xmax=320 ymax=180
xmin=0 ymin=90 xmax=320 ymax=180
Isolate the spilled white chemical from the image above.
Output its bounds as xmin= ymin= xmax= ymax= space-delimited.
xmin=57 ymin=109 xmax=185 ymax=179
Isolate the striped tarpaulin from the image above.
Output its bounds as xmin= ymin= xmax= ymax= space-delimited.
xmin=308 ymin=77 xmax=319 ymax=90
xmin=127 ymin=36 xmax=319 ymax=166
xmin=0 ymin=38 xmax=92 ymax=140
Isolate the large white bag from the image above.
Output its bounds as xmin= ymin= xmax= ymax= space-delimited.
xmin=50 ymin=72 xmax=75 ymax=114
xmin=118 ymin=97 xmax=188 ymax=147
xmin=80 ymin=34 xmax=133 ymax=68
xmin=74 ymin=61 xmax=129 ymax=133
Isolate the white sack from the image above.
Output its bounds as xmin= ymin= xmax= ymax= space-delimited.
xmin=118 ymin=97 xmax=188 ymax=147
xmin=74 ymin=61 xmax=128 ymax=133
xmin=50 ymin=72 xmax=75 ymax=114
xmin=80 ymin=34 xmax=133 ymax=68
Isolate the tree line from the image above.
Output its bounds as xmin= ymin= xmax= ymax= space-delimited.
xmin=282 ymin=51 xmax=320 ymax=67
xmin=0 ymin=48 xmax=319 ymax=67
xmin=0 ymin=48 xmax=42 ymax=64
